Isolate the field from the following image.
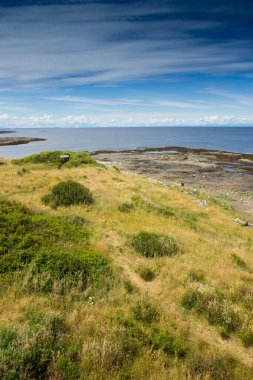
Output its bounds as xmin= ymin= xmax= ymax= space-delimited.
xmin=0 ymin=152 xmax=253 ymax=379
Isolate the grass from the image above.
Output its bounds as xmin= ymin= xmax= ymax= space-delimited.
xmin=137 ymin=266 xmax=156 ymax=281
xmin=118 ymin=202 xmax=135 ymax=213
xmin=130 ymin=232 xmax=180 ymax=258
xmin=0 ymin=153 xmax=253 ymax=379
xmin=181 ymin=285 xmax=242 ymax=336
xmin=12 ymin=150 xmax=97 ymax=168
xmin=216 ymin=194 xmax=236 ymax=202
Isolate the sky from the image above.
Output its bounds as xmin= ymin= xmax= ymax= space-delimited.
xmin=0 ymin=0 xmax=253 ymax=128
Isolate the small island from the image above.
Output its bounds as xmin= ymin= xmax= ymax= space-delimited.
xmin=0 ymin=136 xmax=46 ymax=146
xmin=0 ymin=130 xmax=16 ymax=134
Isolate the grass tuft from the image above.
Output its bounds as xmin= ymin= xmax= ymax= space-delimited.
xmin=130 ymin=231 xmax=180 ymax=258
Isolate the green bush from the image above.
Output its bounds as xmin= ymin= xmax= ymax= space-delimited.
xmin=12 ymin=150 xmax=96 ymax=168
xmin=42 ymin=180 xmax=94 ymax=208
xmin=26 ymin=249 xmax=108 ymax=294
xmin=17 ymin=168 xmax=30 ymax=176
xmin=118 ymin=202 xmax=134 ymax=213
xmin=132 ymin=300 xmax=159 ymax=324
xmin=0 ymin=312 xmax=63 ymax=380
xmin=56 ymin=338 xmax=82 ymax=380
xmin=0 ymin=199 xmax=109 ymax=293
xmin=0 ymin=199 xmax=88 ymax=273
xmin=0 ymin=326 xmax=18 ymax=349
xmin=240 ymin=329 xmax=253 ymax=347
xmin=181 ymin=287 xmax=242 ymax=335
xmin=137 ymin=267 xmax=156 ymax=282
xmin=187 ymin=350 xmax=237 ymax=380
xmin=151 ymin=329 xmax=187 ymax=358
xmin=130 ymin=232 xmax=180 ymax=258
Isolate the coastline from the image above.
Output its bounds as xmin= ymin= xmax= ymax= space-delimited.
xmin=92 ymin=146 xmax=253 ymax=220
xmin=1 ymin=139 xmax=252 ymax=219
xmin=0 ymin=136 xmax=46 ymax=146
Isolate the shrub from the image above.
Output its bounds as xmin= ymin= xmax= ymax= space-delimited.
xmin=26 ymin=249 xmax=108 ymax=294
xmin=0 ymin=199 xmax=89 ymax=273
xmin=0 ymin=199 xmax=109 ymax=294
xmin=240 ymin=329 xmax=253 ymax=347
xmin=187 ymin=350 xmax=237 ymax=380
xmin=118 ymin=202 xmax=134 ymax=213
xmin=181 ymin=287 xmax=242 ymax=335
xmin=0 ymin=326 xmax=18 ymax=349
xmin=130 ymin=232 xmax=180 ymax=258
xmin=12 ymin=150 xmax=96 ymax=168
xmin=0 ymin=311 xmax=63 ymax=379
xmin=137 ymin=267 xmax=156 ymax=282
xmin=42 ymin=181 xmax=94 ymax=208
xmin=151 ymin=329 xmax=187 ymax=358
xmin=17 ymin=168 xmax=30 ymax=176
xmin=132 ymin=300 xmax=159 ymax=324
xmin=56 ymin=338 xmax=82 ymax=380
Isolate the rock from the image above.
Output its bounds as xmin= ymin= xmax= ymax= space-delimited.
xmin=234 ymin=218 xmax=253 ymax=227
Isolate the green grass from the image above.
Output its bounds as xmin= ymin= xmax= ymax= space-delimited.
xmin=216 ymin=194 xmax=235 ymax=202
xmin=130 ymin=231 xmax=180 ymax=258
xmin=12 ymin=150 xmax=97 ymax=168
xmin=0 ymin=199 xmax=108 ymax=290
xmin=181 ymin=286 xmax=242 ymax=336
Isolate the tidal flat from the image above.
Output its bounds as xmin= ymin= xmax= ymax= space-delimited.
xmin=93 ymin=146 xmax=253 ymax=219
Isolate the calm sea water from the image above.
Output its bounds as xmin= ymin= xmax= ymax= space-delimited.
xmin=0 ymin=127 xmax=252 ymax=158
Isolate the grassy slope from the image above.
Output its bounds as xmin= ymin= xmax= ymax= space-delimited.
xmin=0 ymin=157 xmax=253 ymax=379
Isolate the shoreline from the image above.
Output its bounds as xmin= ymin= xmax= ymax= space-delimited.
xmin=1 ymin=143 xmax=252 ymax=219
xmin=92 ymin=146 xmax=253 ymax=220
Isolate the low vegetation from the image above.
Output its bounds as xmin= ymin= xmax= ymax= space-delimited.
xmin=0 ymin=152 xmax=253 ymax=379
xmin=137 ymin=266 xmax=156 ymax=281
xmin=118 ymin=202 xmax=134 ymax=213
xmin=130 ymin=231 xmax=180 ymax=258
xmin=42 ymin=180 xmax=94 ymax=208
xmin=12 ymin=150 xmax=97 ymax=168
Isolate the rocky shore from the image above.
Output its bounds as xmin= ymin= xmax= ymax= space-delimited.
xmin=92 ymin=146 xmax=253 ymax=220
xmin=0 ymin=136 xmax=46 ymax=146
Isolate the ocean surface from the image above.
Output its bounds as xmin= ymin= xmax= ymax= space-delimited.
xmin=0 ymin=127 xmax=253 ymax=158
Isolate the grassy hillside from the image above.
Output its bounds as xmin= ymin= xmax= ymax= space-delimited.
xmin=0 ymin=152 xmax=253 ymax=379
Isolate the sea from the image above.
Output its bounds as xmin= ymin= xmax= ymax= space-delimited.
xmin=0 ymin=127 xmax=253 ymax=158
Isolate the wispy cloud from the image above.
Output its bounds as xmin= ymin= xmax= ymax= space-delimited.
xmin=48 ymin=96 xmax=214 ymax=109
xmin=205 ymin=89 xmax=253 ymax=107
xmin=0 ymin=1 xmax=253 ymax=87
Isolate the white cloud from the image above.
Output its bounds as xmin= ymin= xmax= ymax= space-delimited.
xmin=1 ymin=112 xmax=253 ymax=128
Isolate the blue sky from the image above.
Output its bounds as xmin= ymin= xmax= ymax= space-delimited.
xmin=0 ymin=0 xmax=253 ymax=127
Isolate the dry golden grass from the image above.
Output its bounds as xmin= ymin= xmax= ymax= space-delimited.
xmin=1 ymin=158 xmax=253 ymax=378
